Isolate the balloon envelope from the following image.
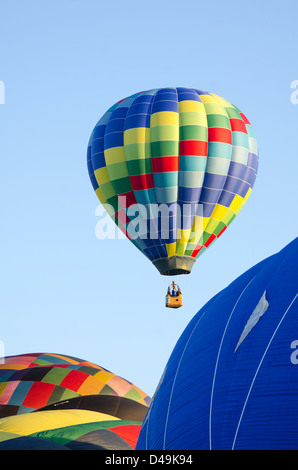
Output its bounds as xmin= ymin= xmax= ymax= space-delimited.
xmin=0 ymin=353 xmax=150 ymax=417
xmin=88 ymin=87 xmax=258 ymax=275
xmin=0 ymin=353 xmax=150 ymax=450
xmin=136 ymin=237 xmax=298 ymax=450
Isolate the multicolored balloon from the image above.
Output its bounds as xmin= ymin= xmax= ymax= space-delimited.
xmin=0 ymin=353 xmax=150 ymax=417
xmin=0 ymin=353 xmax=151 ymax=450
xmin=87 ymin=88 xmax=258 ymax=275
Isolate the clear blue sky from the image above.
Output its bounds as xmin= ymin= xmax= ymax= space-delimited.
xmin=1 ymin=0 xmax=297 ymax=397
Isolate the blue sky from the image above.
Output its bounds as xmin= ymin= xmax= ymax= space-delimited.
xmin=1 ymin=0 xmax=297 ymax=397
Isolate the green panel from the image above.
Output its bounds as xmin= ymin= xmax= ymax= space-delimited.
xmin=107 ymin=162 xmax=128 ymax=180
xmin=31 ymin=420 xmax=141 ymax=446
xmin=203 ymin=231 xmax=212 ymax=245
xmin=127 ymin=158 xmax=152 ymax=176
xmin=124 ymin=388 xmax=143 ymax=402
xmin=150 ymin=125 xmax=178 ymax=142
xmin=42 ymin=367 xmax=69 ymax=385
xmin=112 ymin=176 xmax=132 ymax=195
xmin=106 ymin=195 xmax=119 ymax=213
xmin=100 ymin=384 xmax=117 ymax=395
xmin=225 ymin=106 xmax=242 ymax=119
xmin=151 ymin=141 xmax=178 ymax=157
xmin=124 ymin=142 xmax=151 ymax=160
xmin=49 ymin=386 xmax=79 ymax=405
xmin=207 ymin=114 xmax=231 ymax=129
xmin=179 ymin=125 xmax=208 ymax=141
xmin=213 ymin=221 xmax=226 ymax=236
xmin=100 ymin=181 xmax=116 ymax=199
xmin=226 ymin=213 xmax=236 ymax=226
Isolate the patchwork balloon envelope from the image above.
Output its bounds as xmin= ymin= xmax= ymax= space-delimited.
xmin=0 ymin=353 xmax=151 ymax=450
xmin=87 ymin=87 xmax=258 ymax=275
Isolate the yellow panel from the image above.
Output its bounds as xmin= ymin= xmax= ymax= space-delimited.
xmin=0 ymin=365 xmax=24 ymax=370
xmin=0 ymin=382 xmax=8 ymax=395
xmin=104 ymin=146 xmax=126 ymax=165
xmin=210 ymin=93 xmax=233 ymax=107
xmin=94 ymin=370 xmax=115 ymax=383
xmin=0 ymin=410 xmax=120 ymax=436
xmin=95 ymin=187 xmax=107 ymax=205
xmin=0 ymin=430 xmax=20 ymax=442
xmin=124 ymin=127 xmax=150 ymax=145
xmin=222 ymin=207 xmax=236 ymax=225
xmin=202 ymin=217 xmax=210 ymax=231
xmin=211 ymin=203 xmax=229 ymax=221
xmin=177 ymin=228 xmax=192 ymax=244
xmin=178 ymin=100 xmax=205 ymax=113
xmin=230 ymin=194 xmax=244 ymax=213
xmin=166 ymin=242 xmax=176 ymax=257
xmin=199 ymin=94 xmax=221 ymax=104
xmin=94 ymin=166 xmax=110 ymax=185
xmin=235 ymin=187 xmax=251 ymax=214
xmin=205 ymin=217 xmax=220 ymax=234
xmin=176 ymin=241 xmax=187 ymax=255
xmin=150 ymin=111 xmax=179 ymax=127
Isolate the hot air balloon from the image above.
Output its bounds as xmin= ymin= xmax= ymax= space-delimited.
xmin=87 ymin=88 xmax=258 ymax=303
xmin=0 ymin=353 xmax=150 ymax=450
xmin=136 ymin=237 xmax=298 ymax=450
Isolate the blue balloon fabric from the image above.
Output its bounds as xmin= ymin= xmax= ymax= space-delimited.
xmin=136 ymin=237 xmax=298 ymax=450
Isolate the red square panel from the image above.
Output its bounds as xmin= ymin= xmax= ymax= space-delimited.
xmin=118 ymin=192 xmax=137 ymax=209
xmin=179 ymin=140 xmax=208 ymax=156
xmin=22 ymin=382 xmax=56 ymax=409
xmin=129 ymin=174 xmax=154 ymax=190
xmin=230 ymin=119 xmax=247 ymax=134
xmin=111 ymin=424 xmax=141 ymax=449
xmin=208 ymin=128 xmax=232 ymax=144
xmin=60 ymin=370 xmax=89 ymax=392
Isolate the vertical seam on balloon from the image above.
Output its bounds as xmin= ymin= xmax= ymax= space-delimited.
xmin=231 ymin=292 xmax=298 ymax=450
xmin=147 ymin=88 xmax=170 ymax=260
xmin=177 ymin=88 xmax=203 ymax=257
xmin=200 ymin=93 xmax=232 ymax=251
xmin=144 ymin=364 xmax=168 ymax=449
xmin=173 ymin=87 xmax=179 ymax=256
xmin=144 ymin=400 xmax=153 ymax=449
xmin=185 ymin=89 xmax=208 ymax=256
xmin=162 ymin=312 xmax=206 ymax=450
xmin=209 ymin=275 xmax=256 ymax=450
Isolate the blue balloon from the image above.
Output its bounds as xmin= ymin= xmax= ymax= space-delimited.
xmin=136 ymin=237 xmax=298 ymax=450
